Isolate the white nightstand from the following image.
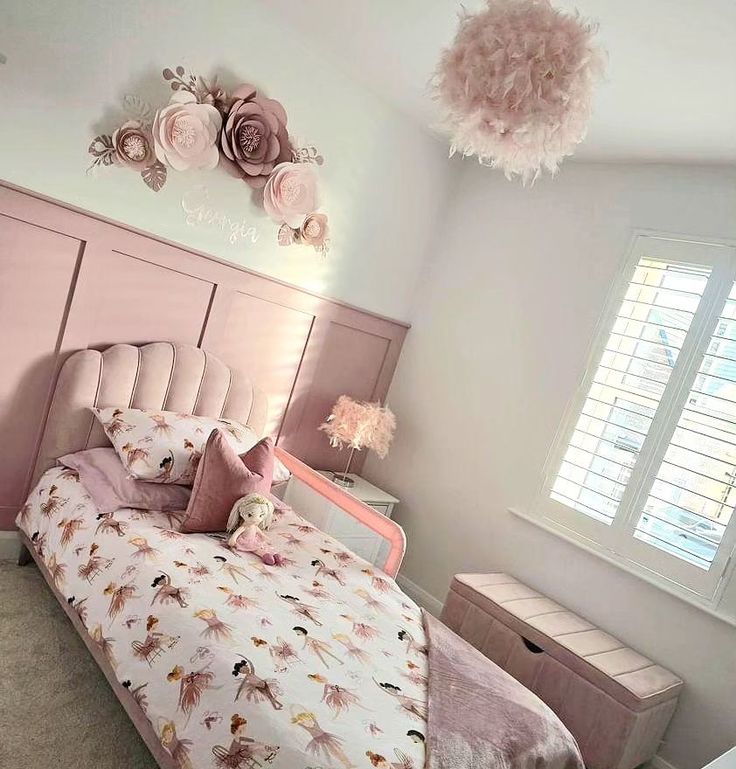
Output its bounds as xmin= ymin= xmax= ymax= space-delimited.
xmin=282 ymin=471 xmax=399 ymax=568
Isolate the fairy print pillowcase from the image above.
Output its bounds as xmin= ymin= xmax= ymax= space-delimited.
xmin=91 ymin=407 xmax=258 ymax=485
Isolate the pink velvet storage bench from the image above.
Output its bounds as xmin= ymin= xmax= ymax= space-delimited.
xmin=441 ymin=573 xmax=682 ymax=769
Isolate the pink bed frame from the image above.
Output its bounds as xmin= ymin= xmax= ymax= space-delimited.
xmin=18 ymin=528 xmax=179 ymax=769
xmin=17 ymin=340 xmax=406 ymax=767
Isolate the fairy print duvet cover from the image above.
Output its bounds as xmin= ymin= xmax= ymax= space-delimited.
xmin=18 ymin=467 xmax=427 ymax=769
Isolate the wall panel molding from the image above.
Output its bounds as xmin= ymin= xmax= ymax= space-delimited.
xmin=0 ymin=182 xmax=409 ymax=529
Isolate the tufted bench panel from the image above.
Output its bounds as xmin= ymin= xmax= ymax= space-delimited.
xmin=441 ymin=573 xmax=683 ymax=769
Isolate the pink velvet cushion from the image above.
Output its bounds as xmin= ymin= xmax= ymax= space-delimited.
xmin=58 ymin=448 xmax=191 ymax=513
xmin=181 ymin=430 xmax=275 ymax=533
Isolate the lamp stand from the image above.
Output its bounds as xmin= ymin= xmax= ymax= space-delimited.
xmin=332 ymin=446 xmax=357 ymax=487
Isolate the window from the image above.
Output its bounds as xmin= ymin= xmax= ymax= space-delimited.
xmin=538 ymin=235 xmax=736 ymax=607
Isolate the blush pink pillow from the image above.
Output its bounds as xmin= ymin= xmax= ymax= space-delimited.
xmin=58 ymin=448 xmax=191 ymax=513
xmin=181 ymin=430 xmax=275 ymax=533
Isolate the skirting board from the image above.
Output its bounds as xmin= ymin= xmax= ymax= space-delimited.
xmin=397 ymin=572 xmax=444 ymax=617
xmin=0 ymin=530 xmax=20 ymax=561
xmin=649 ymin=756 xmax=680 ymax=769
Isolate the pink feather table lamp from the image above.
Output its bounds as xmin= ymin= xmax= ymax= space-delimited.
xmin=319 ymin=395 xmax=396 ymax=487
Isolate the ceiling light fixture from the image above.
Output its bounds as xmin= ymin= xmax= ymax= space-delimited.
xmin=434 ymin=0 xmax=605 ymax=183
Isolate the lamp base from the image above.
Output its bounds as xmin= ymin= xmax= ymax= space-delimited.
xmin=332 ymin=473 xmax=355 ymax=488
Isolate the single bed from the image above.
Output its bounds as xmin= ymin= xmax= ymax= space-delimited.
xmin=17 ymin=341 xmax=584 ymax=769
xmin=17 ymin=342 xmax=424 ymax=769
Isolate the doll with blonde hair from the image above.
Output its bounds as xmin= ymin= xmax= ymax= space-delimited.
xmin=226 ymin=493 xmax=283 ymax=566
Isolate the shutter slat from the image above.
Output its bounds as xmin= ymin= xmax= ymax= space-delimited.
xmin=552 ymin=257 xmax=708 ymax=525
xmin=635 ymin=280 xmax=736 ymax=568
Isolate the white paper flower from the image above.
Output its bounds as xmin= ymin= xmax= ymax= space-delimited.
xmin=152 ymin=91 xmax=222 ymax=172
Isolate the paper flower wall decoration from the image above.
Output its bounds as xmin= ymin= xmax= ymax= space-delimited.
xmin=319 ymin=395 xmax=396 ymax=485
xmin=87 ymin=65 xmax=328 ymax=255
xmin=434 ymin=0 xmax=605 ymax=183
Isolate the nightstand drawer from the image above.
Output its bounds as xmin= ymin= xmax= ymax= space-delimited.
xmin=367 ymin=503 xmax=391 ymax=515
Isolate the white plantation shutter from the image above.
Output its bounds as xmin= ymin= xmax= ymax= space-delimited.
xmin=539 ymin=235 xmax=736 ymax=605
xmin=626 ymin=280 xmax=736 ymax=594
xmin=551 ymin=258 xmax=710 ymax=525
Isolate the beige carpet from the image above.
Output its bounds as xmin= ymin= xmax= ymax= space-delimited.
xmin=0 ymin=560 xmax=156 ymax=769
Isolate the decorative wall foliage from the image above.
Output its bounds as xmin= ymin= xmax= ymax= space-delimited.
xmin=88 ymin=66 xmax=329 ymax=255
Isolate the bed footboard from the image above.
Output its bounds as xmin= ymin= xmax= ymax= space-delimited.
xmin=274 ymin=447 xmax=406 ymax=577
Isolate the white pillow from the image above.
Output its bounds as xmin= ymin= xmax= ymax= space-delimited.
xmin=272 ymin=457 xmax=292 ymax=484
xmin=92 ymin=407 xmax=258 ymax=484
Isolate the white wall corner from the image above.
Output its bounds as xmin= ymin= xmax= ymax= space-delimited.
xmin=0 ymin=530 xmax=20 ymax=561
xmin=397 ymin=573 xmax=444 ymax=617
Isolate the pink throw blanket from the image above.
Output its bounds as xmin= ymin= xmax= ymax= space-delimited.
xmin=423 ymin=611 xmax=584 ymax=769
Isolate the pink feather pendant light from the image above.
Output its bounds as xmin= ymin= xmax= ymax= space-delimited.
xmin=434 ymin=0 xmax=605 ymax=183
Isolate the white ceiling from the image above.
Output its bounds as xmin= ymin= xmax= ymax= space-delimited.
xmin=262 ymin=0 xmax=736 ymax=164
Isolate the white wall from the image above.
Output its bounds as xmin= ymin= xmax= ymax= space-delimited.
xmin=0 ymin=0 xmax=449 ymax=321
xmin=365 ymin=163 xmax=736 ymax=769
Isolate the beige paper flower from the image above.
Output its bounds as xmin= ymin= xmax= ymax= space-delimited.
xmin=112 ymin=120 xmax=154 ymax=171
xmin=300 ymin=213 xmax=329 ymax=248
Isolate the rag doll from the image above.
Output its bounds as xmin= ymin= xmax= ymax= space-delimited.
xmin=226 ymin=493 xmax=283 ymax=566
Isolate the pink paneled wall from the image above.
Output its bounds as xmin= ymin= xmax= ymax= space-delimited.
xmin=0 ymin=182 xmax=408 ymax=530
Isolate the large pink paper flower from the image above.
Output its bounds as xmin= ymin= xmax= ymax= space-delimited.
xmin=152 ymin=91 xmax=222 ymax=172
xmin=263 ymin=162 xmax=319 ymax=228
xmin=220 ymin=84 xmax=292 ymax=188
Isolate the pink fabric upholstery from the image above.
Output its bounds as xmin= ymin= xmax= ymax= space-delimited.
xmin=181 ymin=431 xmax=274 ymax=533
xmin=441 ymin=573 xmax=683 ymax=769
xmin=58 ymin=448 xmax=191 ymax=512
xmin=32 ymin=342 xmax=268 ymax=486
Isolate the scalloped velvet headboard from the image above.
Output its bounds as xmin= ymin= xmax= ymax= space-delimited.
xmin=32 ymin=342 xmax=268 ymax=484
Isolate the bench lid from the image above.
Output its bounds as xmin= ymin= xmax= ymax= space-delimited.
xmin=452 ymin=573 xmax=682 ymax=712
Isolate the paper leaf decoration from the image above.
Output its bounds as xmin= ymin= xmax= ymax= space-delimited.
xmin=141 ymin=161 xmax=167 ymax=192
xmin=123 ymin=94 xmax=152 ymax=124
xmin=277 ymin=224 xmax=296 ymax=246
xmin=87 ymin=134 xmax=115 ymax=171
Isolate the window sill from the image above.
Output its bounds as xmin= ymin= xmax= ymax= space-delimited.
xmin=508 ymin=506 xmax=736 ymax=628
